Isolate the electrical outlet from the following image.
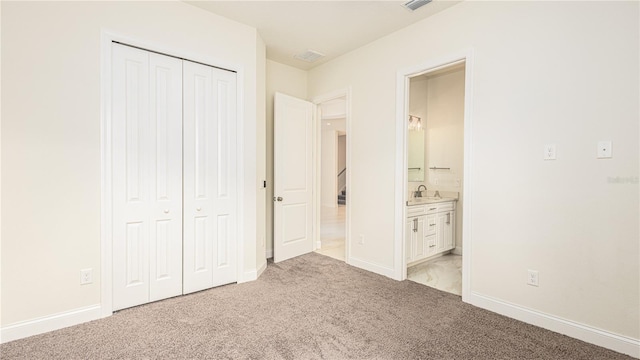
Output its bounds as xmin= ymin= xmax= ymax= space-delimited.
xmin=358 ymin=234 xmax=365 ymax=245
xmin=527 ymin=269 xmax=539 ymax=287
xmin=543 ymin=144 xmax=556 ymax=160
xmin=80 ymin=268 xmax=93 ymax=285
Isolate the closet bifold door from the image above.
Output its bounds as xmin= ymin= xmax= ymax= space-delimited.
xmin=112 ymin=43 xmax=183 ymax=311
xmin=183 ymin=60 xmax=238 ymax=295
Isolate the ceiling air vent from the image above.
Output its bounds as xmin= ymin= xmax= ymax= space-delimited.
xmin=294 ymin=49 xmax=325 ymax=63
xmin=403 ymin=0 xmax=432 ymax=12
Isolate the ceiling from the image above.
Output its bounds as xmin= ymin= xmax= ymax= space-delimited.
xmin=185 ymin=1 xmax=461 ymax=70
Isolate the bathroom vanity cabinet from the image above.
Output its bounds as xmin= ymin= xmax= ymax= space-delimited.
xmin=406 ymin=200 xmax=455 ymax=265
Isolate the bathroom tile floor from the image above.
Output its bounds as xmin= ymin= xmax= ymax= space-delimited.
xmin=315 ymin=205 xmax=346 ymax=261
xmin=407 ymin=254 xmax=462 ymax=296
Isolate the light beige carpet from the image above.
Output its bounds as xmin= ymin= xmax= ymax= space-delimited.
xmin=0 ymin=253 xmax=632 ymax=359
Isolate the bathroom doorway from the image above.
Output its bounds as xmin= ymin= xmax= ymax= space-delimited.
xmin=313 ymin=91 xmax=350 ymax=262
xmin=395 ymin=52 xmax=474 ymax=300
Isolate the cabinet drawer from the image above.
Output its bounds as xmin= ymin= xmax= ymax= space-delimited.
xmin=426 ymin=235 xmax=437 ymax=255
xmin=425 ymin=201 xmax=455 ymax=214
xmin=407 ymin=205 xmax=427 ymax=217
xmin=425 ymin=214 xmax=437 ymax=236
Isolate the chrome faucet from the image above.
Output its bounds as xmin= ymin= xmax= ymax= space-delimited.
xmin=414 ymin=185 xmax=427 ymax=198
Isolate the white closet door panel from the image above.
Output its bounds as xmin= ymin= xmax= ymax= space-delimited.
xmin=112 ymin=43 xmax=151 ymax=310
xmin=183 ymin=61 xmax=215 ymax=294
xmin=211 ymin=70 xmax=237 ymax=287
xmin=183 ymin=61 xmax=237 ymax=294
xmin=148 ymin=52 xmax=183 ymax=302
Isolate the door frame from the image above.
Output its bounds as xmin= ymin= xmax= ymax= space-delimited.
xmin=311 ymin=88 xmax=352 ymax=263
xmin=99 ymin=30 xmax=246 ymax=317
xmin=394 ymin=49 xmax=474 ymax=302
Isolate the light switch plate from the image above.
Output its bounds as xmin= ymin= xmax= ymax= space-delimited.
xmin=544 ymin=144 xmax=556 ymax=160
xmin=597 ymin=141 xmax=612 ymax=158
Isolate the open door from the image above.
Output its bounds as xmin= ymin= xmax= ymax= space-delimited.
xmin=273 ymin=92 xmax=314 ymax=262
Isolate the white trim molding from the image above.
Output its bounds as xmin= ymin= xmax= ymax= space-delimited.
xmin=348 ymin=257 xmax=396 ymax=279
xmin=1 ymin=305 xmax=101 ymax=344
xmin=256 ymin=260 xmax=268 ymax=279
xmin=469 ymin=292 xmax=640 ymax=358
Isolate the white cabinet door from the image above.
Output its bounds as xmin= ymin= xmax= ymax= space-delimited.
xmin=413 ymin=216 xmax=427 ymax=259
xmin=273 ymin=93 xmax=314 ymax=263
xmin=443 ymin=211 xmax=454 ymax=251
xmin=112 ymin=44 xmax=183 ymax=310
xmin=436 ymin=210 xmax=454 ymax=253
xmin=183 ymin=60 xmax=237 ymax=294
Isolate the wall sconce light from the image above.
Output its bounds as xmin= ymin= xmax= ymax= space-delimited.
xmin=408 ymin=115 xmax=423 ymax=131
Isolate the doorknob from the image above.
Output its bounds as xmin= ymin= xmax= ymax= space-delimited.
xmin=273 ymin=197 xmax=283 ymax=202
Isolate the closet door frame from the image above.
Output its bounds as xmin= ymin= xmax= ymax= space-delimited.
xmin=100 ymin=31 xmax=246 ymax=317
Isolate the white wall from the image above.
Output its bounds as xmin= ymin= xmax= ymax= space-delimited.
xmin=1 ymin=1 xmax=261 ymax=328
xmin=265 ymin=60 xmax=308 ymax=258
xmin=0 ymin=2 xmax=3 ymax=336
xmin=308 ymin=0 xmax=639 ymax=342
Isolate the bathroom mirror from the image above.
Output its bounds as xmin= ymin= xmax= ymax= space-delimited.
xmin=407 ymin=115 xmax=425 ymax=181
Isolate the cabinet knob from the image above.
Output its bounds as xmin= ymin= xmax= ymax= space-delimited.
xmin=196 ymin=207 xmax=202 ymax=212
xmin=163 ymin=209 xmax=170 ymax=214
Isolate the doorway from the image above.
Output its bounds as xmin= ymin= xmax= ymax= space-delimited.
xmin=395 ymin=51 xmax=473 ymax=301
xmin=405 ymin=62 xmax=465 ymax=295
xmin=316 ymin=98 xmax=347 ymax=261
xmin=313 ymin=90 xmax=351 ymax=263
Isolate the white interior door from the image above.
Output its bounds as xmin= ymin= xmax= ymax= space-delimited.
xmin=112 ymin=43 xmax=183 ymax=311
xmin=182 ymin=60 xmax=237 ymax=294
xmin=273 ymin=92 xmax=314 ymax=263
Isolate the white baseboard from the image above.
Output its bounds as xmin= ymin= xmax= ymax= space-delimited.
xmin=265 ymin=248 xmax=273 ymax=259
xmin=452 ymin=246 xmax=463 ymax=255
xmin=239 ymin=268 xmax=258 ymax=283
xmin=468 ymin=292 xmax=640 ymax=358
xmin=256 ymin=259 xmax=267 ymax=278
xmin=1 ymin=304 xmax=102 ymax=344
xmin=348 ymin=256 xmax=396 ymax=279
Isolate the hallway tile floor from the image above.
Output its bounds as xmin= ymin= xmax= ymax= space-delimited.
xmin=315 ymin=205 xmax=345 ymax=261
